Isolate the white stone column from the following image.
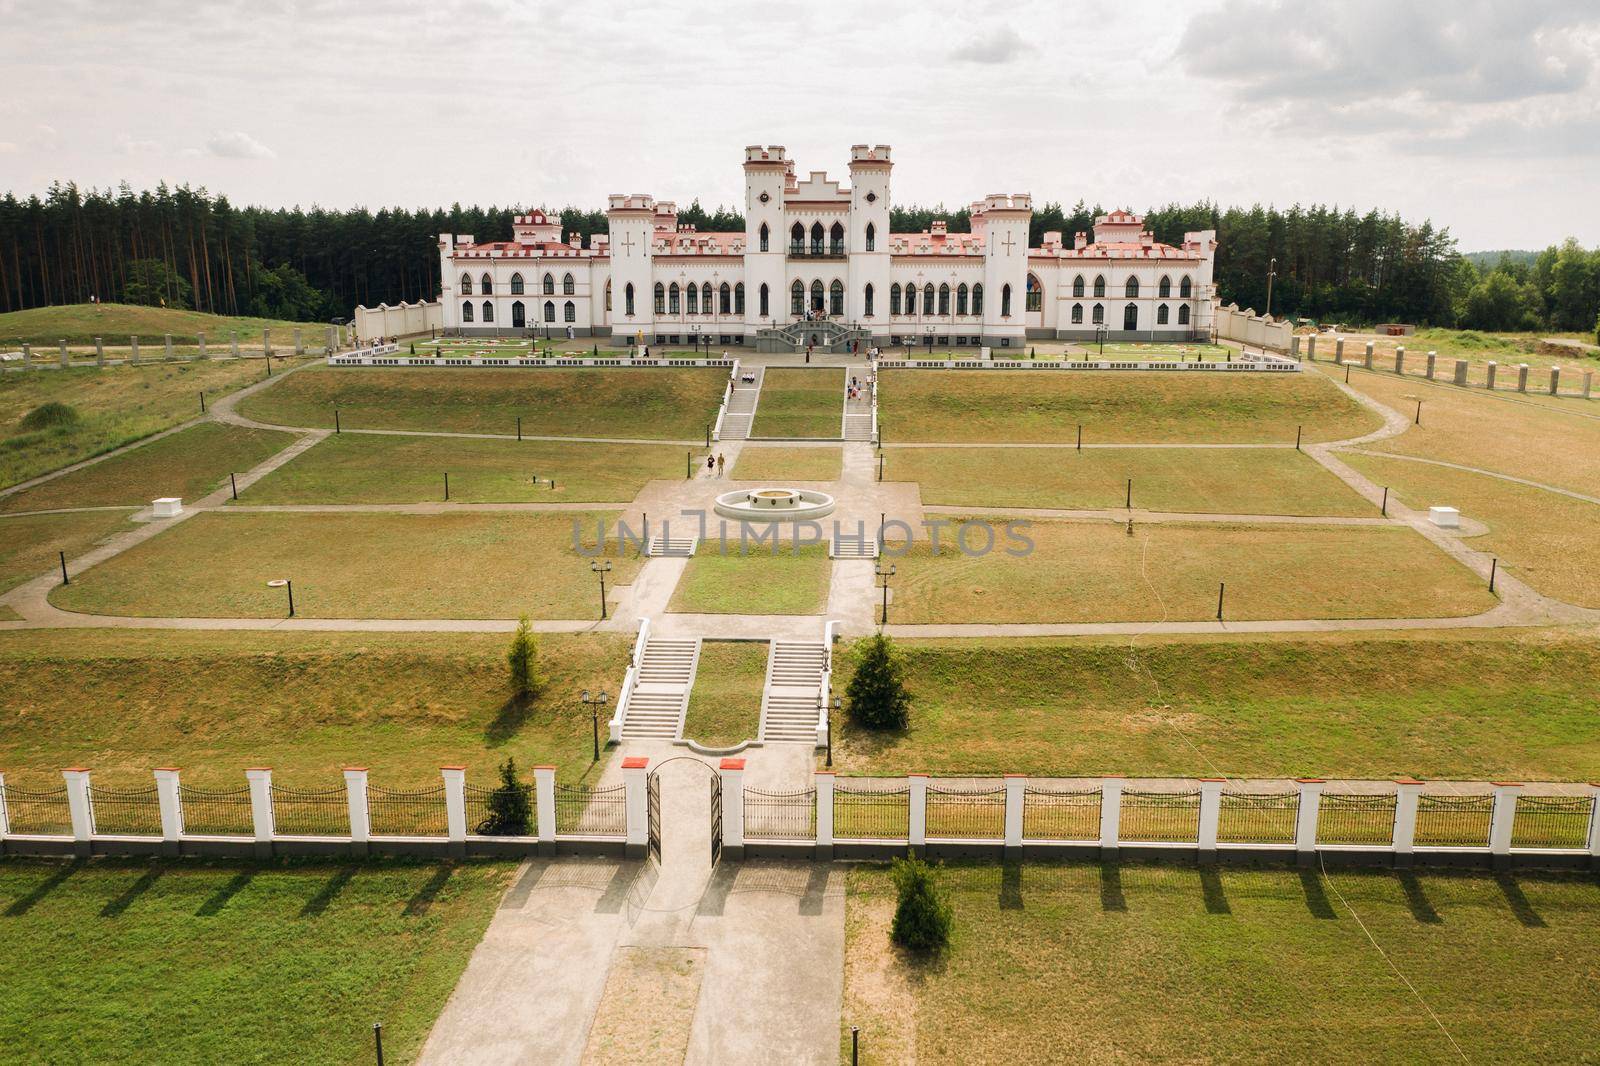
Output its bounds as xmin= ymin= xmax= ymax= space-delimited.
xmin=815 ymin=772 xmax=835 ymax=859
xmin=1549 ymin=367 xmax=1561 ymax=395
xmin=441 ymin=766 xmax=467 ymax=855
xmin=720 ymin=758 xmax=745 ymax=859
xmin=196 ymin=332 xmax=207 ymax=359
xmin=533 ymin=765 xmax=556 ymax=843
xmin=326 ymin=325 xmax=338 ymax=353
xmin=1362 ymin=342 xmax=1373 ymax=369
xmin=1392 ymin=778 xmax=1423 ymax=868
xmin=245 ymin=768 xmax=274 ymax=855
xmin=1294 ymin=778 xmax=1324 ymax=866
xmin=1306 ymin=335 xmax=1317 ymax=361
xmin=1516 ymin=363 xmax=1529 ymax=392
xmin=622 ymin=756 xmax=649 ymax=858
xmin=230 ymin=336 xmax=240 ymax=359
xmin=1334 ymin=337 xmax=1343 ymax=363
xmin=94 ymin=337 xmax=105 ymax=366
xmin=1290 ymin=335 xmax=1301 ymax=360
xmin=1425 ymin=351 xmax=1436 ymax=379
xmin=1586 ymin=784 xmax=1600 ymax=870
xmin=164 ymin=334 xmax=174 ymax=360
xmin=1486 ymin=361 xmax=1498 ymax=389
xmin=1392 ymin=346 xmax=1402 ymax=374
xmin=1489 ymin=782 xmax=1521 ymax=868
xmin=1002 ymin=774 xmax=1025 ymax=854
xmin=263 ymin=328 xmax=272 ymax=357
xmin=62 ymin=768 xmax=94 ymax=851
xmin=1197 ymin=778 xmax=1224 ymax=862
xmin=1584 ymin=370 xmax=1594 ymax=400
xmin=154 ymin=768 xmax=183 ymax=850
xmin=58 ymin=340 xmax=69 ymax=368
xmin=344 ymin=767 xmax=370 ymax=850
xmin=1454 ymin=358 xmax=1469 ymax=386
xmin=1099 ymin=776 xmax=1124 ymax=857
xmin=129 ymin=336 xmax=140 ymax=364
xmin=294 ymin=327 xmax=304 ymax=355
xmin=908 ymin=774 xmax=928 ymax=850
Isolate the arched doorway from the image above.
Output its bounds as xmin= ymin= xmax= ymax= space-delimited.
xmin=645 ymin=755 xmax=725 ymax=864
xmin=511 ymin=300 xmax=525 ymax=329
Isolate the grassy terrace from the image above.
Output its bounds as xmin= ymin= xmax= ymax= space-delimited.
xmin=879 ymin=370 xmax=1380 ymax=444
xmin=843 ymin=864 xmax=1600 ymax=1063
xmin=668 ymin=541 xmax=832 ymax=616
xmin=891 ymin=446 xmax=1372 ymax=515
xmin=681 ymin=641 xmax=768 ymax=747
xmin=750 ymin=368 xmax=843 ymax=438
xmin=1344 ymin=453 xmax=1600 ymax=608
xmin=729 ymin=445 xmax=844 ymax=482
xmin=0 ymin=303 xmax=322 ymax=346
xmin=0 ymin=857 xmax=512 ymax=1065
xmin=830 ymin=631 xmax=1600 ymax=780
xmin=0 ymin=508 xmax=135 ymax=594
xmin=1 ymin=358 xmax=304 ymax=487
xmin=888 ymin=519 xmax=1493 ymax=625
xmin=0 ymin=628 xmax=628 ymax=788
xmin=2 ymin=422 xmax=295 ymax=513
xmin=239 ymin=433 xmax=684 ymax=504
xmin=50 ymin=511 xmax=640 ymax=619
xmin=237 ymin=365 xmax=728 ymax=439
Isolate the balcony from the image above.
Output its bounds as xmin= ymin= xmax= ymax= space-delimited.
xmin=788 ymin=243 xmax=847 ymax=260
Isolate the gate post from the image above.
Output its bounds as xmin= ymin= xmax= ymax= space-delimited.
xmin=344 ymin=767 xmax=370 ymax=856
xmin=245 ymin=768 xmax=274 ymax=858
xmin=623 ymin=757 xmax=649 ymax=859
xmin=1294 ymin=778 xmax=1324 ymax=868
xmin=533 ymin=766 xmax=556 ymax=846
xmin=1489 ymin=782 xmax=1521 ymax=870
xmin=154 ymin=768 xmax=183 ymax=856
xmin=441 ymin=766 xmax=467 ymax=857
xmin=1392 ymin=778 xmax=1422 ymax=868
xmin=1197 ymin=779 xmax=1225 ymax=864
xmin=1002 ymin=775 xmax=1025 ymax=858
xmin=815 ymin=772 xmax=835 ymax=861
xmin=62 ymin=768 xmax=94 ymax=855
xmin=719 ymin=759 xmax=745 ymax=860
xmin=907 ymin=774 xmax=928 ymax=853
xmin=1099 ymin=775 xmax=1124 ymax=861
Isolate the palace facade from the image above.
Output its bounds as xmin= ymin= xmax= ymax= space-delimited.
xmin=438 ymin=145 xmax=1216 ymax=349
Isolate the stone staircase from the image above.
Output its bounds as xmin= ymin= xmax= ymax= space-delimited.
xmin=718 ymin=366 xmax=763 ymax=441
xmin=760 ymin=640 xmax=829 ymax=744
xmin=620 ymin=637 xmax=700 ymax=740
xmin=829 ymin=534 xmax=879 ymax=560
xmin=755 ymin=319 xmax=869 ymax=354
xmin=646 ymin=533 xmax=700 ymax=557
xmin=842 ymin=377 xmax=874 ymax=442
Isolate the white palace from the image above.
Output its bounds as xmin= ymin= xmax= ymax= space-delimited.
xmin=437 ymin=145 xmax=1217 ymax=350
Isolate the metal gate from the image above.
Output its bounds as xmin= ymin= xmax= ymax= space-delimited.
xmin=710 ymin=773 xmax=723 ymax=864
xmin=647 ymin=772 xmax=661 ymax=862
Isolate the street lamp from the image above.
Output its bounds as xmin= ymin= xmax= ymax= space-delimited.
xmin=591 ymin=559 xmax=612 ymax=619
xmin=874 ymin=561 xmax=896 ymax=628
xmin=1265 ymin=257 xmax=1278 ymax=319
xmin=581 ymin=689 xmax=610 ymax=761
xmin=826 ymin=696 xmax=841 ymax=767
xmin=266 ymin=578 xmax=294 ymax=617
xmin=1096 ymin=323 xmax=1108 ymax=357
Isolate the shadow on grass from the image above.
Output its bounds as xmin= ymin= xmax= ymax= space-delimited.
xmin=1298 ymin=868 xmax=1337 ymax=920
xmin=403 ymin=864 xmax=454 ymax=917
xmin=1397 ymin=871 xmax=1443 ymax=924
xmin=999 ymin=863 xmax=1023 ymax=910
xmin=485 ymin=694 xmax=532 ymax=746
xmin=1494 ymin=873 xmax=1547 ymax=928
xmin=300 ymin=865 xmax=359 ymax=917
xmin=196 ymin=869 xmax=255 ymax=916
xmin=1098 ymin=863 xmax=1126 ymax=912
xmin=5 ymin=860 xmax=81 ymax=916
xmin=101 ymin=866 xmax=163 ymax=918
xmin=1198 ymin=866 xmax=1230 ymax=915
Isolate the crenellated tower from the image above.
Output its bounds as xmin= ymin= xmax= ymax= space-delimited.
xmin=847 ymin=144 xmax=892 ymax=323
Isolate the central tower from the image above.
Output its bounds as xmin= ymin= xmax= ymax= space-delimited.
xmin=847 ymin=144 xmax=892 ymax=330
xmin=742 ymin=145 xmax=789 ymax=331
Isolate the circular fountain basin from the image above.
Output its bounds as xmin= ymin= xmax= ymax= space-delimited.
xmin=714 ymin=486 xmax=835 ymax=522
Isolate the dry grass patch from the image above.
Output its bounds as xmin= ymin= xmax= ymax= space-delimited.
xmin=681 ymin=641 xmax=768 ymax=747
xmin=729 ymin=446 xmax=843 ymax=482
xmin=50 ymin=510 xmax=639 ymax=619
xmin=0 ymin=507 xmax=136 ymax=593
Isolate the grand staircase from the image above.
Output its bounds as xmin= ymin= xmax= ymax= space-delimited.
xmin=843 ymin=379 xmax=874 ymax=442
xmin=759 ymin=640 xmax=829 ymax=744
xmin=619 ymin=637 xmax=700 ymax=740
xmin=754 ymin=319 xmax=869 ymax=354
xmin=718 ymin=366 xmax=762 ymax=441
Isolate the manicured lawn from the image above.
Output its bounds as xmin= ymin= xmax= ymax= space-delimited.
xmin=1 ymin=358 xmax=303 ymax=488
xmin=0 ymin=507 xmax=136 ymax=593
xmin=842 ymin=863 xmax=1600 ymax=1063
xmin=1336 ymin=365 xmax=1600 ymax=497
xmin=1095 ymin=341 xmax=1232 ymax=359
xmin=239 ymin=433 xmax=684 ymax=504
xmin=891 ymin=446 xmax=1372 ymax=515
xmin=750 ymin=368 xmax=843 ymax=438
xmin=681 ymin=640 xmax=768 ymax=747
xmin=50 ymin=510 xmax=641 ymax=619
xmin=0 ymin=302 xmax=323 ymax=346
xmin=0 ymin=628 xmax=628 ymax=788
xmin=2 ymin=422 xmax=295 ymax=513
xmin=668 ymin=542 xmax=832 ymax=616
xmin=879 ymin=370 xmax=1379 ymax=444
xmin=888 ymin=519 xmax=1494 ymax=624
xmin=237 ymin=366 xmax=727 ymax=439
xmin=730 ymin=445 xmax=843 ymax=482
xmin=1343 ymin=453 xmax=1600 ymax=608
xmin=0 ymin=857 xmax=514 ymax=1065
xmin=830 ymin=631 xmax=1600 ymax=780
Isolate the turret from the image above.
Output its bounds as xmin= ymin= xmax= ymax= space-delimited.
xmin=743 ymin=146 xmax=789 ymax=326
xmin=976 ymin=194 xmax=1031 ymax=346
xmin=606 ymin=194 xmax=656 ymax=339
xmin=847 ymin=144 xmax=892 ymax=323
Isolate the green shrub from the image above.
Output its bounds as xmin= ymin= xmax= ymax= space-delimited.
xmin=846 ymin=633 xmax=912 ymax=730
xmin=18 ymin=402 xmax=80 ymax=432
xmin=507 ymin=614 xmax=541 ymax=698
xmin=474 ymin=757 xmax=532 ymax=835
xmin=890 ymin=855 xmax=952 ymax=952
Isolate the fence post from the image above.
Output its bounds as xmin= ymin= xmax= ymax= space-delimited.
xmin=1290 ymin=335 xmax=1301 ymax=360
xmin=1002 ymin=775 xmax=1025 ymax=857
xmin=1489 ymin=782 xmax=1521 ymax=869
xmin=263 ymin=328 xmax=272 ymax=358
xmin=1197 ymin=779 xmax=1224 ymax=863
xmin=441 ymin=766 xmax=467 ymax=856
xmin=1392 ymin=778 xmax=1422 ymax=868
xmin=1454 ymin=358 xmax=1469 ymax=386
xmin=1293 ymin=779 xmax=1323 ymax=867
xmin=1099 ymin=776 xmax=1124 ymax=859
xmin=533 ymin=766 xmax=556 ymax=845
xmin=344 ymin=767 xmax=370 ymax=854
xmin=815 ymin=772 xmax=835 ymax=861
xmin=62 ymin=768 xmax=93 ymax=854
xmin=1486 ymin=361 xmax=1498 ymax=390
xmin=1549 ymin=366 xmax=1561 ymax=396
xmin=164 ymin=334 xmax=173 ymax=360
xmin=1392 ymin=346 xmax=1402 ymax=374
xmin=154 ymin=768 xmax=183 ymax=855
xmin=907 ymin=774 xmax=927 ymax=852
xmin=95 ymin=337 xmax=105 ymax=366
xmin=1587 ymin=784 xmax=1600 ymax=872
xmin=720 ymin=759 xmax=745 ymax=860
xmin=0 ymin=770 xmax=9 ymax=837
xmin=1585 ymin=370 xmax=1594 ymax=400
xmin=1362 ymin=341 xmax=1373 ymax=369
xmin=196 ymin=332 xmax=206 ymax=360
xmin=245 ymin=768 xmax=274 ymax=858
xmin=1306 ymin=336 xmax=1316 ymax=361
xmin=294 ymin=328 xmax=305 ymax=355
xmin=130 ymin=336 xmax=140 ymax=364
xmin=622 ymin=757 xmax=649 ymax=859
xmin=58 ymin=339 xmax=69 ymax=367
xmin=1516 ymin=363 xmax=1529 ymax=393
xmin=1333 ymin=337 xmax=1343 ymax=364
xmin=326 ymin=325 xmax=337 ymax=354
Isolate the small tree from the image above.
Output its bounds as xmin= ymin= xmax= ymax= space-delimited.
xmin=475 ymin=757 xmax=532 ymax=835
xmin=507 ymin=615 xmax=541 ymax=698
xmin=890 ymin=855 xmax=951 ymax=953
xmin=845 ymin=633 xmax=912 ymax=729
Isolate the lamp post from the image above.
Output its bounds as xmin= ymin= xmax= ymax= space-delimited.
xmin=827 ymin=696 xmax=841 ymax=767
xmin=581 ymin=689 xmax=609 ymax=762
xmin=874 ymin=561 xmax=896 ymax=628
xmin=1265 ymin=256 xmax=1278 ymax=319
xmin=267 ymin=578 xmax=294 ymax=617
xmin=1096 ymin=322 xmax=1107 ymax=357
xmin=591 ymin=560 xmax=612 ymax=619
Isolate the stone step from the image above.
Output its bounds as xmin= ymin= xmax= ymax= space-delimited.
xmin=829 ymin=539 xmax=878 ymax=559
xmin=646 ymin=535 xmax=699 ymax=557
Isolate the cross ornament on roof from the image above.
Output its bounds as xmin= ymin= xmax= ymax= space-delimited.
xmin=620 ymin=232 xmax=636 ymax=255
xmin=1001 ymin=232 xmax=1016 ymax=255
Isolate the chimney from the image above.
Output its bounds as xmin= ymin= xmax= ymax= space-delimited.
xmin=1074 ymin=231 xmax=1088 ymax=250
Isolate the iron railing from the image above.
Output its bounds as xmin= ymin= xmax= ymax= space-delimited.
xmin=177 ymin=785 xmax=254 ymax=836
xmin=269 ymin=784 xmax=349 ymax=837
xmin=1414 ymin=794 xmax=1493 ymax=848
xmin=3 ymin=784 xmax=71 ymax=835
xmin=925 ymin=784 xmax=1006 ymax=840
xmin=1510 ymin=795 xmax=1592 ymax=850
xmin=833 ymin=782 xmax=910 ymax=839
xmin=367 ymin=785 xmax=448 ymax=837
xmin=744 ymin=787 xmax=817 ymax=840
xmin=464 ymin=783 xmax=532 ymax=836
xmin=1317 ymin=793 xmax=1397 ymax=846
xmin=1218 ymin=790 xmax=1299 ymax=845
xmin=1022 ymin=785 xmax=1101 ymax=841
xmin=87 ymin=785 xmax=162 ymax=836
xmin=555 ymin=784 xmax=627 ymax=837
xmin=1118 ymin=789 xmax=1201 ymax=843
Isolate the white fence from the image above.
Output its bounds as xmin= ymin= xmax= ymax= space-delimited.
xmin=329 ymin=352 xmax=737 ymax=370
xmin=876 ymin=356 xmax=1298 ymax=373
xmin=353 ymin=300 xmax=442 ymax=341
xmin=1215 ymin=302 xmax=1293 ymax=352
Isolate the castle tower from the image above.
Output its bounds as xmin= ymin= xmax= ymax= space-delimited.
xmin=742 ymin=145 xmax=789 ymax=330
xmin=605 ymin=194 xmax=656 ymax=344
xmin=1184 ymin=229 xmax=1219 ymax=340
xmin=847 ymin=144 xmax=892 ymax=334
xmin=978 ymin=193 xmax=1031 ymax=347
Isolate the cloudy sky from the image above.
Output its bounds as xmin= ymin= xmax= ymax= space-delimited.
xmin=1 ymin=0 xmax=1597 ymax=250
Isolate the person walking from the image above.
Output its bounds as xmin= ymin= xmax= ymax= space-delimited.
xmin=706 ymin=454 xmax=715 ymax=475
xmin=716 ymin=453 xmax=726 ymax=477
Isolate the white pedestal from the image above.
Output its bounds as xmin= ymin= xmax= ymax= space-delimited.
xmin=1428 ymin=506 xmax=1460 ymax=529
xmin=152 ymin=497 xmax=183 ymax=518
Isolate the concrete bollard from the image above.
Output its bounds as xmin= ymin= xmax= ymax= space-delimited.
xmin=1363 ymin=342 xmax=1373 ymax=369
xmin=1425 ymin=351 xmax=1436 ymax=379
xmin=1550 ymin=366 xmax=1561 ymax=395
xmin=196 ymin=332 xmax=207 ymax=360
xmin=326 ymin=325 xmax=337 ymax=353
xmin=1486 ymin=361 xmax=1498 ymax=389
xmin=59 ymin=339 xmax=69 ymax=368
xmin=294 ymin=327 xmax=304 ymax=355
xmin=164 ymin=334 xmax=174 ymax=360
xmin=230 ymin=336 xmax=240 ymax=359
xmin=1334 ymin=337 xmax=1344 ymax=364
xmin=1516 ymin=363 xmax=1529 ymax=393
xmin=1291 ymin=335 xmax=1302 ymax=360
xmin=21 ymin=342 xmax=30 ymax=367
xmin=130 ymin=336 xmax=140 ymax=364
xmin=1454 ymin=359 xmax=1469 ymax=386
xmin=1306 ymin=335 xmax=1317 ymax=361
xmin=95 ymin=337 xmax=105 ymax=366
xmin=263 ymin=328 xmax=272 ymax=358
xmin=1393 ymin=347 xmax=1404 ymax=375
xmin=1585 ymin=370 xmax=1594 ymax=399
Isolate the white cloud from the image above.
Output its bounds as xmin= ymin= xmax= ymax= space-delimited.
xmin=950 ymin=26 xmax=1032 ymax=64
xmin=205 ymin=130 xmax=275 ymax=159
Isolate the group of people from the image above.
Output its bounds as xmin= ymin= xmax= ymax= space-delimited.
xmin=705 ymin=452 xmax=728 ymax=477
xmin=847 ymin=374 xmax=868 ymax=401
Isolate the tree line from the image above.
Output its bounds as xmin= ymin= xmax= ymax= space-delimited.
xmin=1 ymin=180 xmax=1595 ymax=336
